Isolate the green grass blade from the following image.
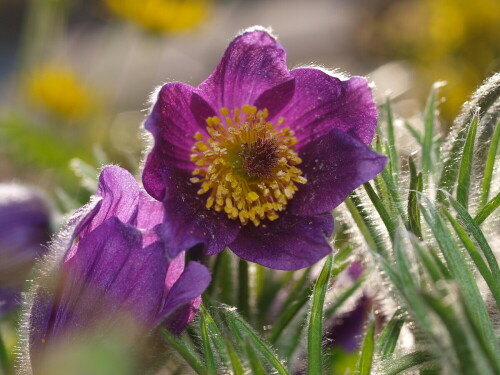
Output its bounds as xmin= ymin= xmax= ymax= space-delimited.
xmin=456 ymin=115 xmax=479 ymax=208
xmin=385 ymin=99 xmax=399 ymax=177
xmin=421 ymin=293 xmax=492 ymax=375
xmin=200 ymin=313 xmax=218 ymax=375
xmin=345 ymin=194 xmax=388 ymax=258
xmin=307 ymin=255 xmax=333 ymax=375
xmin=355 ymin=315 xmax=375 ymax=375
xmin=381 ymin=351 xmax=436 ymax=375
xmin=408 ymin=156 xmax=423 ymax=238
xmin=404 ymin=121 xmax=423 ymax=145
xmin=224 ymin=309 xmax=289 ymax=375
xmin=479 ymin=120 xmax=500 ymax=208
xmin=364 ymin=182 xmax=395 ymax=239
xmin=422 ymin=85 xmax=437 ymax=184
xmin=419 ymin=198 xmax=500 ymax=359
xmin=475 ymin=192 xmax=500 ymax=225
xmin=448 ymin=196 xmax=500 ymax=290
xmin=376 ymin=308 xmax=405 ymax=359
xmin=160 ymin=329 xmax=206 ymax=375
xmin=245 ymin=340 xmax=266 ymax=375
xmin=443 ymin=208 xmax=500 ymax=311
xmin=226 ymin=339 xmax=245 ymax=375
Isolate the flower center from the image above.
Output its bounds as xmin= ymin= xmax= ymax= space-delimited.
xmin=190 ymin=105 xmax=307 ymax=226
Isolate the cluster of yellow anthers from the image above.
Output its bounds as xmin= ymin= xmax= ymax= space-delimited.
xmin=190 ymin=104 xmax=307 ymax=226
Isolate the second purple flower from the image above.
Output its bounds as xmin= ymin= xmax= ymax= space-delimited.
xmin=143 ymin=27 xmax=387 ymax=270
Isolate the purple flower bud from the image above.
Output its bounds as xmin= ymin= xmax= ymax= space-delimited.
xmin=20 ymin=166 xmax=210 ymax=374
xmin=0 ymin=184 xmax=51 ymax=316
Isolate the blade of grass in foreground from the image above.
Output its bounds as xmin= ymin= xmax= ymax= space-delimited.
xmin=422 ymin=85 xmax=437 ymax=185
xmin=448 ymin=196 xmax=500 ymax=290
xmin=419 ymin=198 xmax=500 ymax=359
xmin=307 ymin=255 xmax=333 ymax=375
xmin=376 ymin=308 xmax=405 ymax=359
xmin=475 ymin=192 xmax=500 ymax=225
xmin=381 ymin=351 xmax=436 ymax=375
xmin=456 ymin=115 xmax=479 ymax=209
xmin=385 ymin=99 xmax=399 ymax=177
xmin=479 ymin=120 xmax=500 ymax=209
xmin=224 ymin=309 xmax=289 ymax=375
xmin=160 ymin=329 xmax=206 ymax=375
xmin=355 ymin=315 xmax=375 ymax=375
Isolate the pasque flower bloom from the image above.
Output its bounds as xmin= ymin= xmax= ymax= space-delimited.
xmin=23 ymin=166 xmax=210 ymax=374
xmin=143 ymin=27 xmax=386 ymax=270
xmin=0 ymin=184 xmax=51 ymax=317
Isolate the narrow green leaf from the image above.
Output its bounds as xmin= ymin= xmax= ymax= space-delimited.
xmin=376 ymin=309 xmax=405 ymax=359
xmin=479 ymin=120 xmax=500 ymax=208
xmin=200 ymin=306 xmax=231 ymax=369
xmin=404 ymin=121 xmax=423 ymax=145
xmin=419 ymin=198 xmax=500 ymax=359
xmin=226 ymin=339 xmax=245 ymax=375
xmin=200 ymin=313 xmax=218 ymax=375
xmin=421 ymin=293 xmax=492 ymax=375
xmin=224 ymin=309 xmax=289 ymax=375
xmin=355 ymin=315 xmax=375 ymax=375
xmin=456 ymin=115 xmax=479 ymax=208
xmin=245 ymin=340 xmax=266 ymax=375
xmin=408 ymin=156 xmax=423 ymax=238
xmin=448 ymin=196 xmax=500 ymax=291
xmin=475 ymin=192 xmax=500 ymax=225
xmin=438 ymin=74 xmax=500 ymax=203
xmin=345 ymin=194 xmax=388 ymax=258
xmin=307 ymin=255 xmax=333 ymax=375
xmin=422 ymin=85 xmax=437 ymax=184
xmin=385 ymin=99 xmax=399 ymax=177
xmin=381 ymin=351 xmax=436 ymax=375
xmin=160 ymin=329 xmax=206 ymax=375
xmin=381 ymin=164 xmax=409 ymax=225
xmin=443 ymin=208 xmax=500 ymax=311
xmin=364 ymin=182 xmax=395 ymax=239
xmin=411 ymin=238 xmax=446 ymax=282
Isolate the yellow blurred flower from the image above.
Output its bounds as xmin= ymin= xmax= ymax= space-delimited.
xmin=362 ymin=0 xmax=500 ymax=120
xmin=105 ymin=0 xmax=210 ymax=33
xmin=24 ymin=64 xmax=93 ymax=120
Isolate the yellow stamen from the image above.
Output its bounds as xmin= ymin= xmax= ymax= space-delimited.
xmin=190 ymin=105 xmax=307 ymax=226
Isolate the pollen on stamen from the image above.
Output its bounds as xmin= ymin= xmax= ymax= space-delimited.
xmin=190 ymin=105 xmax=307 ymax=226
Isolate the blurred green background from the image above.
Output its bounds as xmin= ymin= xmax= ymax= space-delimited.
xmin=1 ymin=0 xmax=499 ymax=203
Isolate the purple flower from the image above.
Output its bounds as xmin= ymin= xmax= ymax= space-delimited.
xmin=143 ymin=27 xmax=386 ymax=270
xmin=0 ymin=184 xmax=51 ymax=316
xmin=23 ymin=166 xmax=210 ymax=373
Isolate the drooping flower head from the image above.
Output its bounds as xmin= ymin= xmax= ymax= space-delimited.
xmin=0 ymin=184 xmax=51 ymax=317
xmin=143 ymin=27 xmax=386 ymax=270
xmin=22 ymin=166 xmax=210 ymax=374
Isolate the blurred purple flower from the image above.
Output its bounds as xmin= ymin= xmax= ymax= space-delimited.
xmin=326 ymin=261 xmax=370 ymax=352
xmin=143 ymin=27 xmax=386 ymax=270
xmin=0 ymin=184 xmax=51 ymax=316
xmin=23 ymin=166 xmax=210 ymax=372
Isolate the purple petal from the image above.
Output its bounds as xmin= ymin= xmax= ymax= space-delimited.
xmin=276 ymin=68 xmax=377 ymax=147
xmin=158 ymin=166 xmax=240 ymax=258
xmin=229 ymin=212 xmax=333 ymax=270
xmin=289 ymin=129 xmax=387 ymax=216
xmin=195 ymin=28 xmax=290 ymax=111
xmin=143 ymin=83 xmax=215 ymax=201
xmin=156 ymin=261 xmax=210 ymax=326
xmin=82 ymin=166 xmax=140 ymax=235
xmin=0 ymin=287 xmax=20 ymax=317
xmin=49 ymin=218 xmax=166 ymax=340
